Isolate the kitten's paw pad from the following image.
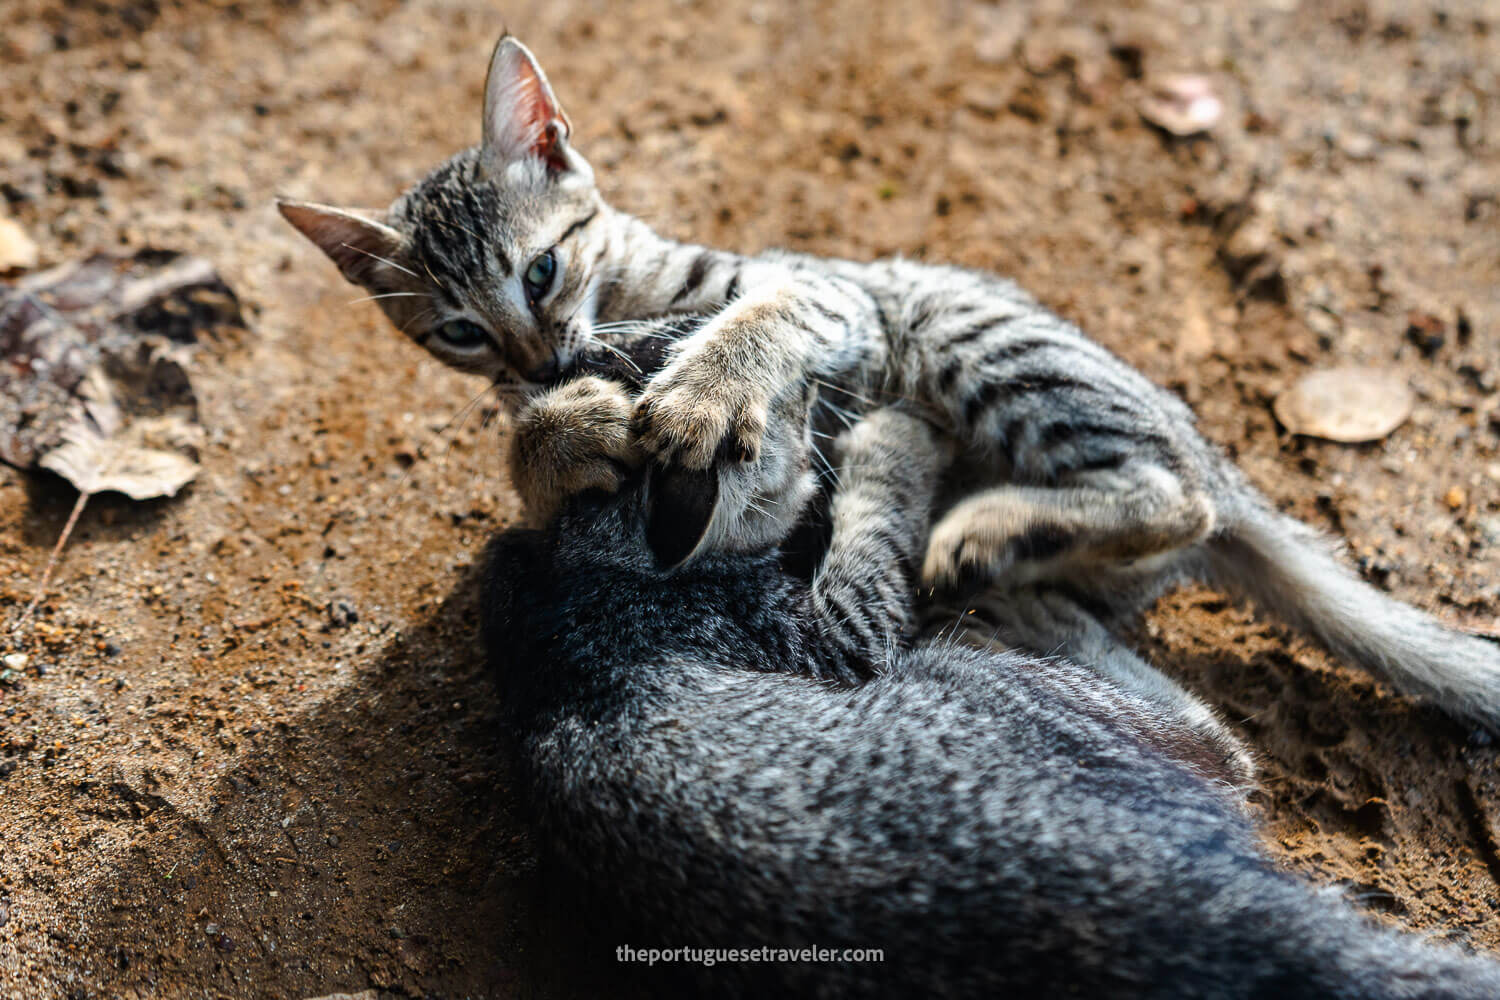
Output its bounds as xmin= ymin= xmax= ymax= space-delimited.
xmin=510 ymin=376 xmax=641 ymax=522
xmin=632 ymin=375 xmax=769 ymax=470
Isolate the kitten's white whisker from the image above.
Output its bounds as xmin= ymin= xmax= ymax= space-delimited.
xmin=348 ymin=292 xmax=434 ymax=305
xmin=744 ymin=498 xmax=772 ymax=518
xmin=340 ymin=243 xmax=419 ymax=279
xmin=811 ymin=378 xmax=885 ymax=408
xmin=394 ymin=380 xmax=498 ymax=494
xmin=819 ymin=400 xmax=859 ymax=429
xmin=430 ymin=217 xmax=485 ymax=242
xmin=587 ymin=338 xmax=643 ymax=374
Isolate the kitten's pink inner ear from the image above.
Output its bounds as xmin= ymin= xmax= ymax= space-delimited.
xmin=276 ymin=199 xmax=402 ymax=286
xmin=483 ymin=37 xmax=573 ymax=170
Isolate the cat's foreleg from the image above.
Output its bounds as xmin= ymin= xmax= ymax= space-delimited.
xmin=812 ymin=409 xmax=952 ymax=670
xmin=631 ymin=265 xmax=885 ymax=470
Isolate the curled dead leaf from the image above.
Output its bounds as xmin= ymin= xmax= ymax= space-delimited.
xmin=38 ymin=368 xmax=201 ymax=500
xmin=1273 ymin=367 xmax=1413 ymax=443
xmin=1137 ymin=74 xmax=1224 ymax=137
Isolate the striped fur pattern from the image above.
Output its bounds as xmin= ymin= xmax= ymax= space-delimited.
xmin=279 ymin=35 xmax=1500 ymax=734
xmin=513 ymin=330 xmax=940 ymax=676
xmin=485 ymin=401 xmax=1500 ymax=999
xmin=512 ymin=322 xmax=828 ymax=564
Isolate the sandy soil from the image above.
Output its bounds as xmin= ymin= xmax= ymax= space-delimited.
xmin=0 ymin=0 xmax=1497 ymax=996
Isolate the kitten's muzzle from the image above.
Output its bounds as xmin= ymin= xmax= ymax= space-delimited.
xmin=527 ymin=355 xmax=564 ymax=384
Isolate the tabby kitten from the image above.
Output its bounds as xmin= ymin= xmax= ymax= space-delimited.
xmin=529 ymin=327 xmax=1258 ymax=775
xmin=280 ymin=35 xmax=1500 ymax=732
xmin=487 ymin=383 xmax=1500 ymax=998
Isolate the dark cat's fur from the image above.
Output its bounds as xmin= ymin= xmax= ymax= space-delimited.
xmin=486 ymin=392 xmax=1500 ymax=998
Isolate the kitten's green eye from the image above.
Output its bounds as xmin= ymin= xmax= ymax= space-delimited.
xmin=523 ymin=249 xmax=557 ymax=305
xmin=436 ymin=319 xmax=490 ymax=350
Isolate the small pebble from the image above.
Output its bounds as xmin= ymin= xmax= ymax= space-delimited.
xmin=1340 ymin=132 xmax=1378 ymax=161
xmin=1444 ymin=486 xmax=1467 ymax=510
xmin=1273 ymin=368 xmax=1413 ymax=443
xmin=1405 ymin=311 xmax=1446 ymax=358
xmin=2 ymin=653 xmax=29 ymax=671
xmin=1137 ymin=74 xmax=1224 ymax=136
xmin=1477 ymin=517 xmax=1500 ymax=547
xmin=328 ymin=599 xmax=359 ymax=628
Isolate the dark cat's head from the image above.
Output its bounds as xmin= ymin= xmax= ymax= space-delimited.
xmin=279 ymin=37 xmax=606 ymax=394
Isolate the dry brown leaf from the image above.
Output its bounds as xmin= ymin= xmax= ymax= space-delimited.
xmin=1273 ymin=367 xmax=1414 ymax=443
xmin=1 ymin=249 xmax=246 ymax=632
xmin=40 ymin=414 xmax=199 ymax=501
xmin=0 ymin=249 xmax=242 ymax=496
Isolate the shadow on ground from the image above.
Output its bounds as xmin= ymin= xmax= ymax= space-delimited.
xmin=66 ymin=558 xmax=613 ymax=999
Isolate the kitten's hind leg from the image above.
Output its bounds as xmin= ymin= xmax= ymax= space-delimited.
xmin=921 ymin=461 xmax=1217 ymax=592
xmin=910 ymin=295 xmax=1223 ymax=593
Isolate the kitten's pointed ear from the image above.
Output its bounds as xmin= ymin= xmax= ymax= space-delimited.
xmin=277 ymin=198 xmax=403 ymax=287
xmin=482 ymin=36 xmax=573 ymax=171
xmin=645 ymin=465 xmax=719 ymax=570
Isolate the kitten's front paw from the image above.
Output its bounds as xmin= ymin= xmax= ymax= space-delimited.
xmin=510 ymin=376 xmax=641 ymax=524
xmin=631 ymin=353 xmax=772 ymax=470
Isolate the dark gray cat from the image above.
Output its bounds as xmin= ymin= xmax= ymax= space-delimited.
xmin=485 ymin=371 xmax=1500 ymax=998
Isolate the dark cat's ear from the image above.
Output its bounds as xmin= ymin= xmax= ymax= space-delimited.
xmin=645 ymin=465 xmax=719 ymax=570
xmin=483 ymin=36 xmax=573 ymax=171
xmin=277 ymin=199 xmax=404 ymax=287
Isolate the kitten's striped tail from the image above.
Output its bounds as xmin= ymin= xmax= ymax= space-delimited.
xmin=1205 ymin=501 xmax=1500 ymax=728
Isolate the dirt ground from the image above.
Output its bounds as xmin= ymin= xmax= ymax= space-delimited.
xmin=0 ymin=0 xmax=1498 ymax=996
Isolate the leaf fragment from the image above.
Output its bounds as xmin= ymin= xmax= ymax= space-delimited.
xmin=1273 ymin=367 xmax=1414 ymax=443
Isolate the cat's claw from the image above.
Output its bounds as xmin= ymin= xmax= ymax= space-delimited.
xmin=631 ymin=365 xmax=770 ymax=470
